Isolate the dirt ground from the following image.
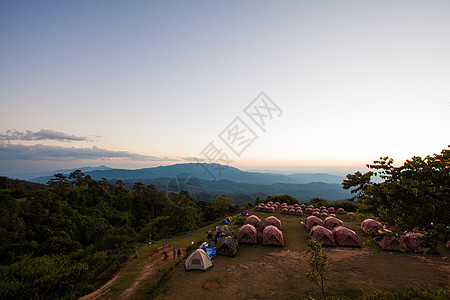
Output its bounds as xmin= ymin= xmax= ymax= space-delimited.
xmin=155 ymin=212 xmax=449 ymax=300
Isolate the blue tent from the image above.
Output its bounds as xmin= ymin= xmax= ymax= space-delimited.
xmin=204 ymin=247 xmax=216 ymax=259
xmin=221 ymin=218 xmax=228 ymax=224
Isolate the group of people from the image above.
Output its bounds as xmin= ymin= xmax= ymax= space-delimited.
xmin=163 ymin=248 xmax=181 ymax=260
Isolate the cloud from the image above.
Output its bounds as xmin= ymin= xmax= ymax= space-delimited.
xmin=0 ymin=129 xmax=91 ymax=142
xmin=0 ymin=142 xmax=176 ymax=161
xmin=181 ymin=156 xmax=202 ymax=162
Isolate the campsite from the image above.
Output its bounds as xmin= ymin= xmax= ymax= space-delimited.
xmin=85 ymin=205 xmax=449 ymax=299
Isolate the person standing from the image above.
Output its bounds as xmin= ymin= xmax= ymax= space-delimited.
xmin=163 ymin=251 xmax=168 ymax=261
xmin=177 ymin=248 xmax=181 ymax=258
xmin=172 ymin=248 xmax=177 ymax=259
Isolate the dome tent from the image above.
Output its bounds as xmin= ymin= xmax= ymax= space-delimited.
xmin=332 ymin=226 xmax=360 ymax=247
xmin=238 ymin=224 xmax=257 ymax=244
xmin=361 ymin=219 xmax=383 ymax=233
xmin=309 ymin=225 xmax=336 ymax=246
xmin=265 ymin=216 xmax=282 ymax=230
xmin=324 ymin=216 xmax=344 ymax=230
xmin=246 ymin=215 xmax=262 ymax=231
xmin=306 ymin=216 xmax=324 ymax=231
xmin=263 ymin=225 xmax=284 ymax=247
xmin=216 ymin=236 xmax=239 ymax=257
xmin=185 ymin=249 xmax=213 ymax=272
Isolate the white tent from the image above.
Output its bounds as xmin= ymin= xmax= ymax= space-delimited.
xmin=184 ymin=249 xmax=213 ymax=271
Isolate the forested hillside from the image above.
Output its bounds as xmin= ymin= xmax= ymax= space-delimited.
xmin=0 ymin=173 xmax=239 ymax=299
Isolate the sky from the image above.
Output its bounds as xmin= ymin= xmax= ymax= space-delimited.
xmin=1 ymin=0 xmax=449 ymax=177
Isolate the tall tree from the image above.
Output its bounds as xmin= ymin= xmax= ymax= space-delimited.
xmin=343 ymin=147 xmax=450 ymax=248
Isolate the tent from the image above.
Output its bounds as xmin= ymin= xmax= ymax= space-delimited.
xmin=295 ymin=209 xmax=304 ymax=216
xmin=361 ymin=219 xmax=383 ymax=233
xmin=185 ymin=249 xmax=213 ymax=271
xmin=300 ymin=204 xmax=306 ymax=209
xmin=289 ymin=208 xmax=296 ymax=215
xmin=204 ymin=247 xmax=216 ymax=259
xmin=281 ymin=208 xmax=288 ymax=214
xmin=238 ymin=224 xmax=257 ymax=244
xmin=265 ymin=216 xmax=282 ymax=230
xmin=218 ymin=225 xmax=234 ymax=238
xmin=242 ymin=210 xmax=249 ymax=216
xmin=337 ymin=208 xmax=345 ymax=214
xmin=402 ymin=233 xmax=424 ymax=253
xmin=306 ymin=216 xmax=324 ymax=231
xmin=246 ymin=215 xmax=262 ymax=231
xmin=324 ymin=216 xmax=344 ymax=230
xmin=312 ymin=211 xmax=320 ymax=217
xmin=263 ymin=225 xmax=284 ymax=247
xmin=347 ymin=212 xmax=355 ymax=219
xmin=309 ymin=225 xmax=336 ymax=246
xmin=319 ymin=212 xmax=328 ymax=219
xmin=328 ymin=207 xmax=335 ymax=213
xmin=377 ymin=235 xmax=405 ymax=251
xmin=216 ymin=236 xmax=239 ymax=257
xmin=333 ymin=226 xmax=360 ymax=247
xmin=305 ymin=207 xmax=313 ymax=214
xmin=268 ymin=207 xmax=275 ymax=213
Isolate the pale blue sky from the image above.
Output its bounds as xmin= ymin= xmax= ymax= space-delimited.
xmin=1 ymin=1 xmax=449 ymax=175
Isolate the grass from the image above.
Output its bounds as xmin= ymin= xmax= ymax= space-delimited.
xmin=93 ymin=210 xmax=449 ymax=299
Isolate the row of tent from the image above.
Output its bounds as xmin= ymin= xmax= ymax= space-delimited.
xmin=361 ymin=219 xmax=424 ymax=253
xmin=305 ymin=215 xmax=360 ymax=247
xmin=238 ymin=215 xmax=284 ymax=246
xmin=256 ymin=202 xmax=351 ymax=219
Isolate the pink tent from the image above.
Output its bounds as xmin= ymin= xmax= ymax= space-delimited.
xmin=328 ymin=207 xmax=335 ymax=213
xmin=319 ymin=212 xmax=328 ymax=219
xmin=238 ymin=224 xmax=257 ymax=244
xmin=305 ymin=207 xmax=313 ymax=214
xmin=309 ymin=225 xmax=336 ymax=246
xmin=265 ymin=216 xmax=282 ymax=230
xmin=281 ymin=208 xmax=288 ymax=214
xmin=246 ymin=215 xmax=262 ymax=231
xmin=263 ymin=225 xmax=284 ymax=247
xmin=312 ymin=211 xmax=320 ymax=217
xmin=361 ymin=219 xmax=383 ymax=233
xmin=333 ymin=226 xmax=359 ymax=247
xmin=324 ymin=216 xmax=343 ymax=230
xmin=347 ymin=212 xmax=355 ymax=219
xmin=401 ymin=232 xmax=424 ymax=253
xmin=289 ymin=208 xmax=296 ymax=215
xmin=337 ymin=208 xmax=345 ymax=214
xmin=295 ymin=209 xmax=304 ymax=216
xmin=377 ymin=235 xmax=405 ymax=251
xmin=306 ymin=216 xmax=324 ymax=231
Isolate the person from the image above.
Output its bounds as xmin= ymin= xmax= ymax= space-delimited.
xmin=207 ymin=230 xmax=213 ymax=240
xmin=177 ymin=248 xmax=181 ymax=258
xmin=214 ymin=229 xmax=221 ymax=242
xmin=163 ymin=251 xmax=168 ymax=261
xmin=172 ymin=248 xmax=177 ymax=259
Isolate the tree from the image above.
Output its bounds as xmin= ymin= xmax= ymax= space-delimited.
xmin=212 ymin=193 xmax=234 ymax=219
xmin=343 ymin=147 xmax=450 ymax=249
xmin=305 ymin=239 xmax=333 ymax=300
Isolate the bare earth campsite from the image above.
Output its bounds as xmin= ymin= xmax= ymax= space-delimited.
xmin=83 ymin=208 xmax=449 ymax=300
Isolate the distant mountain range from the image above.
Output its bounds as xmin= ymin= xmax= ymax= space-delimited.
xmin=30 ymin=163 xmax=345 ymax=185
xmin=25 ymin=163 xmax=351 ymax=204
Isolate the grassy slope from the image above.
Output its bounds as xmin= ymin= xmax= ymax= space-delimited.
xmin=100 ymin=210 xmax=449 ymax=299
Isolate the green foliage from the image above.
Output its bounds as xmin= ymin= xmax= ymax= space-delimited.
xmin=212 ymin=193 xmax=235 ymax=219
xmin=342 ymin=147 xmax=450 ymax=249
xmin=0 ymin=173 xmax=213 ymax=299
xmin=305 ymin=239 xmax=333 ymax=300
xmin=263 ymin=194 xmax=299 ymax=205
xmin=358 ymin=286 xmax=449 ymax=300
